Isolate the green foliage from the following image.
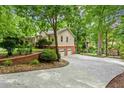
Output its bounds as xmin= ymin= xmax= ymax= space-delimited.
xmin=17 ymin=45 xmax=24 ymax=55
xmin=36 ymin=38 xmax=52 ymax=48
xmin=0 ymin=37 xmax=21 ymax=56
xmin=47 ymin=40 xmax=53 ymax=46
xmin=30 ymin=59 xmax=40 ymax=65
xmin=0 ymin=5 xmax=124 ymax=58
xmin=3 ymin=59 xmax=13 ymax=66
xmin=88 ymin=46 xmax=96 ymax=53
xmin=17 ymin=42 xmax=33 ymax=55
xmin=39 ymin=49 xmax=57 ymax=62
xmin=120 ymin=46 xmax=124 ymax=59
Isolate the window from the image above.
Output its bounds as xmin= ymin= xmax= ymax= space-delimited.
xmin=66 ymin=37 xmax=68 ymax=42
xmin=61 ymin=36 xmax=63 ymax=42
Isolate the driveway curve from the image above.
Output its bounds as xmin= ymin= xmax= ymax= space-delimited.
xmin=0 ymin=54 xmax=124 ymax=88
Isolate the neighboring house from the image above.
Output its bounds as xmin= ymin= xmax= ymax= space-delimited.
xmin=36 ymin=28 xmax=76 ymax=57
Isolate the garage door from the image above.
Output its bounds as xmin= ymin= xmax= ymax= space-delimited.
xmin=59 ymin=48 xmax=73 ymax=57
xmin=68 ymin=48 xmax=72 ymax=55
xmin=59 ymin=49 xmax=66 ymax=57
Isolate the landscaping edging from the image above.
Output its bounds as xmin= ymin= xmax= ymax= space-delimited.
xmin=0 ymin=52 xmax=41 ymax=65
xmin=106 ymin=72 xmax=124 ymax=88
xmin=0 ymin=60 xmax=69 ymax=74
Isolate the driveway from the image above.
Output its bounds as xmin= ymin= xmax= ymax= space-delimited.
xmin=0 ymin=54 xmax=124 ymax=88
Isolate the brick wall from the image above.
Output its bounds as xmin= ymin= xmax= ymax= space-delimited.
xmin=0 ymin=52 xmax=41 ymax=65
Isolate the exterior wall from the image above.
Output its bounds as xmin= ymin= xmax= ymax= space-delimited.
xmin=49 ymin=29 xmax=75 ymax=56
xmin=57 ymin=30 xmax=75 ymax=46
xmin=50 ymin=29 xmax=75 ymax=47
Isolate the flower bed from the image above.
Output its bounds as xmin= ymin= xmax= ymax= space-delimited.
xmin=0 ymin=60 xmax=69 ymax=74
xmin=106 ymin=72 xmax=124 ymax=88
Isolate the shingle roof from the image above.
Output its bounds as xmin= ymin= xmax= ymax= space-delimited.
xmin=47 ymin=30 xmax=54 ymax=35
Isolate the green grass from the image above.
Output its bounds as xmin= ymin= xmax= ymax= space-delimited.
xmin=0 ymin=48 xmax=20 ymax=56
xmin=80 ymin=52 xmax=124 ymax=60
xmin=32 ymin=48 xmax=42 ymax=52
xmin=80 ymin=52 xmax=106 ymax=57
xmin=0 ymin=48 xmax=42 ymax=56
xmin=80 ymin=52 xmax=97 ymax=56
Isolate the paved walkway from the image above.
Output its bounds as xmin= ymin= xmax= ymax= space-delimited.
xmin=0 ymin=54 xmax=124 ymax=88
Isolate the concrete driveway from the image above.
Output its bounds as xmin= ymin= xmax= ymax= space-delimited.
xmin=0 ymin=54 xmax=124 ymax=88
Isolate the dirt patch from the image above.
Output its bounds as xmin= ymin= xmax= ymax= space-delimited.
xmin=106 ymin=72 xmax=124 ymax=88
xmin=0 ymin=60 xmax=69 ymax=74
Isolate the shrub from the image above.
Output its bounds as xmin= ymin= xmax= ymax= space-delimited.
xmin=3 ymin=59 xmax=13 ymax=66
xmin=36 ymin=38 xmax=52 ymax=48
xmin=89 ymin=46 xmax=96 ymax=53
xmin=120 ymin=47 xmax=124 ymax=59
xmin=47 ymin=40 xmax=53 ymax=46
xmin=30 ymin=59 xmax=40 ymax=65
xmin=0 ymin=37 xmax=23 ymax=56
xmin=39 ymin=49 xmax=57 ymax=62
xmin=17 ymin=44 xmax=25 ymax=55
xmin=17 ymin=42 xmax=33 ymax=55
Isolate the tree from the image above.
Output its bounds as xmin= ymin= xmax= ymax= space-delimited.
xmin=36 ymin=38 xmax=52 ymax=48
xmin=14 ymin=6 xmax=65 ymax=61
xmin=1 ymin=5 xmax=124 ymax=58
xmin=63 ymin=6 xmax=87 ymax=53
xmin=41 ymin=6 xmax=75 ymax=61
xmin=0 ymin=37 xmax=21 ymax=56
xmin=84 ymin=6 xmax=121 ymax=56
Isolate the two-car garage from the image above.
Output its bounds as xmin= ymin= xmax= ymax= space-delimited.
xmin=59 ymin=46 xmax=75 ymax=57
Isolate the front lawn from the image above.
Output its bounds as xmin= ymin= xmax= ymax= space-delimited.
xmin=0 ymin=48 xmax=42 ymax=58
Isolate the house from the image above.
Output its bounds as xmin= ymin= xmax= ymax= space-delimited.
xmin=36 ymin=28 xmax=76 ymax=57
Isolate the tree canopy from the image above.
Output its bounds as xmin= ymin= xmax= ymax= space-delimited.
xmin=0 ymin=5 xmax=124 ymax=58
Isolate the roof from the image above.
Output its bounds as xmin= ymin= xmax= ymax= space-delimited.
xmin=47 ymin=30 xmax=54 ymax=35
xmin=46 ymin=28 xmax=75 ymax=37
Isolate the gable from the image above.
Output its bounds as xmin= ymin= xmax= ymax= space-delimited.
xmin=58 ymin=28 xmax=75 ymax=38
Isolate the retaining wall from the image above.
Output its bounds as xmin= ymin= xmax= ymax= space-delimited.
xmin=0 ymin=52 xmax=41 ymax=65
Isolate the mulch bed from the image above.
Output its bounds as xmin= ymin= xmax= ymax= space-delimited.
xmin=0 ymin=60 xmax=69 ymax=74
xmin=106 ymin=72 xmax=124 ymax=88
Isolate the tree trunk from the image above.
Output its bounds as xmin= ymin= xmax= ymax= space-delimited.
xmin=53 ymin=28 xmax=60 ymax=61
xmin=105 ymin=30 xmax=108 ymax=56
xmin=111 ymin=38 xmax=114 ymax=48
xmin=8 ymin=50 xmax=12 ymax=56
xmin=97 ymin=6 xmax=105 ymax=56
xmin=97 ymin=31 xmax=102 ymax=56
xmin=76 ymin=30 xmax=79 ymax=53
xmin=52 ymin=16 xmax=60 ymax=61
